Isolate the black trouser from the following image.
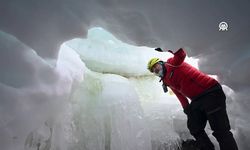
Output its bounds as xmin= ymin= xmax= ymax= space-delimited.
xmin=187 ymin=85 xmax=238 ymax=150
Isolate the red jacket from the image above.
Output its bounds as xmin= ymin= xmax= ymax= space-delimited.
xmin=162 ymin=48 xmax=218 ymax=108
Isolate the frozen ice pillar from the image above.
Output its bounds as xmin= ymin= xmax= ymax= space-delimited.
xmin=69 ymin=69 xmax=152 ymax=150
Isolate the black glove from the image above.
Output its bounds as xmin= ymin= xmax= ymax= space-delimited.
xmin=183 ymin=105 xmax=191 ymax=115
xmin=155 ymin=47 xmax=163 ymax=52
xmin=162 ymin=84 xmax=168 ymax=93
xmin=155 ymin=47 xmax=175 ymax=54
xmin=167 ymin=50 xmax=174 ymax=54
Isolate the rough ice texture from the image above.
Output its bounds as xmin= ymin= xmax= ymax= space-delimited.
xmin=0 ymin=27 xmax=245 ymax=150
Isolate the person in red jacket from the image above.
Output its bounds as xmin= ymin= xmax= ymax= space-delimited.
xmin=147 ymin=48 xmax=238 ymax=150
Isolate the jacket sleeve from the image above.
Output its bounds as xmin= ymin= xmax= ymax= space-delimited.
xmin=171 ymin=88 xmax=189 ymax=109
xmin=170 ymin=48 xmax=186 ymax=66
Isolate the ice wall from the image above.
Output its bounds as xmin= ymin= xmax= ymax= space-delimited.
xmin=0 ymin=27 xmax=240 ymax=150
xmin=1 ymin=0 xmax=250 ymax=149
xmin=0 ymin=30 xmax=87 ymax=150
xmin=63 ymin=27 xmax=240 ymax=150
xmin=63 ymin=27 xmax=187 ymax=150
xmin=63 ymin=27 xmax=220 ymax=150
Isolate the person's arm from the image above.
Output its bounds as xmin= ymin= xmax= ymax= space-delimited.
xmin=171 ymin=88 xmax=189 ymax=109
xmin=170 ymin=48 xmax=186 ymax=66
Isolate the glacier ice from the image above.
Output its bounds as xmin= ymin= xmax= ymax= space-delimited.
xmin=63 ymin=27 xmax=199 ymax=150
xmin=0 ymin=28 xmax=240 ymax=150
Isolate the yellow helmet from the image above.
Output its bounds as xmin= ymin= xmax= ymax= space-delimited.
xmin=147 ymin=58 xmax=160 ymax=72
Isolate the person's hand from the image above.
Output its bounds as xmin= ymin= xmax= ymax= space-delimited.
xmin=155 ymin=47 xmax=175 ymax=53
xmin=162 ymin=84 xmax=168 ymax=93
xmin=183 ymin=105 xmax=191 ymax=115
xmin=167 ymin=50 xmax=174 ymax=54
xmin=155 ymin=47 xmax=163 ymax=52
